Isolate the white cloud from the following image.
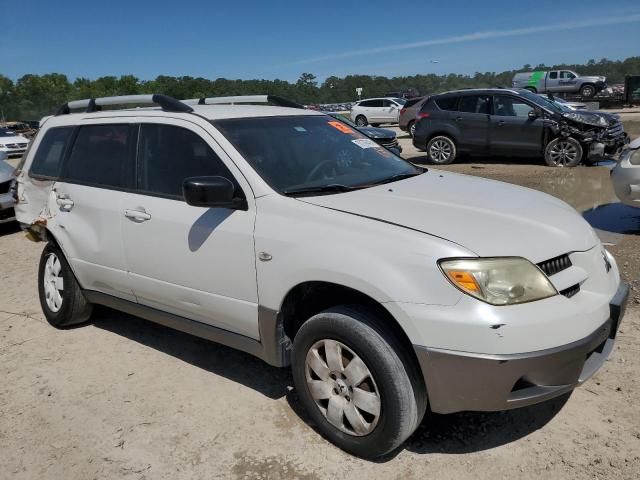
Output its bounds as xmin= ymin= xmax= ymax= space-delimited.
xmin=292 ymin=14 xmax=640 ymax=65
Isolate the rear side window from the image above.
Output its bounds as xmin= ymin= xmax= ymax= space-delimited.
xmin=404 ymin=98 xmax=423 ymax=108
xmin=359 ymin=100 xmax=374 ymax=107
xmin=137 ymin=124 xmax=239 ymax=200
xmin=435 ymin=96 xmax=459 ymax=111
xmin=29 ymin=127 xmax=74 ymax=178
xmin=549 ymin=71 xmax=558 ymax=79
xmin=459 ymin=95 xmax=490 ymax=114
xmin=63 ymin=124 xmax=134 ymax=189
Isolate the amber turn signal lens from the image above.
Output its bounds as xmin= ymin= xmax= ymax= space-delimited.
xmin=446 ymin=270 xmax=480 ymax=293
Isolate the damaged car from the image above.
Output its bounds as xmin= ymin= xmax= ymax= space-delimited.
xmin=13 ymin=94 xmax=629 ymax=458
xmin=0 ymin=151 xmax=17 ymax=224
xmin=413 ymin=88 xmax=628 ymax=166
xmin=611 ymin=137 xmax=640 ymax=208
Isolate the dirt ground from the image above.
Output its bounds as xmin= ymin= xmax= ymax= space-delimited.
xmin=1 ymin=121 xmax=640 ymax=480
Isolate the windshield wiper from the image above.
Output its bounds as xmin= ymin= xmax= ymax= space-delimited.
xmin=369 ymin=171 xmax=424 ymax=186
xmin=283 ymin=184 xmax=361 ymax=196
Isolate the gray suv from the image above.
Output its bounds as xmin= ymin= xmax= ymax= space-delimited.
xmin=413 ymin=88 xmax=628 ymax=167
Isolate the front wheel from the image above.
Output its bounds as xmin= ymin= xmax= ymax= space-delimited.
xmin=426 ymin=135 xmax=457 ymax=164
xmin=355 ymin=115 xmax=368 ymax=127
xmin=544 ymin=137 xmax=583 ymax=167
xmin=579 ymin=84 xmax=595 ymax=98
xmin=38 ymin=242 xmax=93 ymax=328
xmin=291 ymin=306 xmax=426 ymax=458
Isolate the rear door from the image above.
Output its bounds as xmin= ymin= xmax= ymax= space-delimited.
xmin=453 ymin=94 xmax=490 ymax=154
xmin=489 ymin=94 xmax=544 ymax=156
xmin=546 ymin=71 xmax=560 ymax=91
xmin=121 ymin=119 xmax=259 ymax=339
xmin=52 ymin=121 xmax=137 ymax=301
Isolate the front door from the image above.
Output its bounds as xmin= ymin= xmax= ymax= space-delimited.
xmin=381 ymin=99 xmax=400 ymax=123
xmin=121 ymin=120 xmax=259 ymax=339
xmin=454 ymin=94 xmax=491 ymax=154
xmin=52 ymin=121 xmax=137 ymax=301
xmin=490 ymin=95 xmax=544 ymax=156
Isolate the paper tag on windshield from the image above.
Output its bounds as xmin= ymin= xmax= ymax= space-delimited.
xmin=351 ymin=138 xmax=379 ymax=149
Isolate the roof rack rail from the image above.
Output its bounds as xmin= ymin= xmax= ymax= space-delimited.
xmin=55 ymin=94 xmax=193 ymax=115
xmin=182 ymin=95 xmax=305 ymax=109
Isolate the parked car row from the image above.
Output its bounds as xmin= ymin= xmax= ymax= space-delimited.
xmin=13 ymin=93 xmax=629 ymax=458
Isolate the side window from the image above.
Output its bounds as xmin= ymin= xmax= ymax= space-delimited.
xmin=459 ymin=95 xmax=490 ymax=114
xmin=137 ymin=124 xmax=240 ymax=200
xmin=560 ymin=71 xmax=576 ymax=79
xmin=435 ymin=96 xmax=459 ymax=111
xmin=493 ymin=96 xmax=534 ymax=117
xmin=369 ymin=99 xmax=384 ymax=108
xmin=359 ymin=100 xmax=373 ymax=107
xmin=382 ymin=99 xmax=392 ymax=107
xmin=29 ymin=127 xmax=74 ymax=178
xmin=549 ymin=71 xmax=558 ymax=79
xmin=63 ymin=124 xmax=134 ymax=189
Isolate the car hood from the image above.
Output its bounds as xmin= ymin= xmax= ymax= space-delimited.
xmin=299 ymin=171 xmax=599 ymax=262
xmin=0 ymin=135 xmax=28 ymax=145
xmin=358 ymin=126 xmax=396 ymax=139
xmin=563 ymin=109 xmax=619 ymax=127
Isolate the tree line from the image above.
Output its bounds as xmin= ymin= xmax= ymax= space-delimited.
xmin=1 ymin=56 xmax=639 ymax=120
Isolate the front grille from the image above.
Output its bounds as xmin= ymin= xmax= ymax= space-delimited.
xmin=560 ymin=283 xmax=580 ymax=298
xmin=4 ymin=143 xmax=28 ymax=149
xmin=0 ymin=180 xmax=11 ymax=194
xmin=606 ymin=122 xmax=624 ymax=138
xmin=537 ymin=254 xmax=572 ymax=277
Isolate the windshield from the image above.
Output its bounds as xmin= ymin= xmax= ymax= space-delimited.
xmin=517 ymin=90 xmax=563 ymax=113
xmin=213 ymin=115 xmax=420 ymax=195
xmin=392 ymin=98 xmax=406 ymax=105
xmin=329 ymin=113 xmax=357 ymax=128
xmin=0 ymin=129 xmax=16 ymax=138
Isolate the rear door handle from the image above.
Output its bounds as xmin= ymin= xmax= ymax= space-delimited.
xmin=455 ymin=116 xmax=463 ymax=122
xmin=56 ymin=195 xmax=74 ymax=211
xmin=497 ymin=120 xmax=506 ymax=127
xmin=124 ymin=209 xmax=152 ymax=222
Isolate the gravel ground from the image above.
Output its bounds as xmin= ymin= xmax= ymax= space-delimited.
xmin=1 ymin=120 xmax=639 ymax=479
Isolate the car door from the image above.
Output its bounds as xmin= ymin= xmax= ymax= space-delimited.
xmin=121 ymin=119 xmax=260 ymax=339
xmin=546 ymin=71 xmax=560 ymax=92
xmin=489 ymin=95 xmax=544 ymax=156
xmin=453 ymin=94 xmax=490 ymax=154
xmin=381 ymin=99 xmax=399 ymax=123
xmin=52 ymin=121 xmax=137 ymax=301
xmin=557 ymin=70 xmax=578 ymax=93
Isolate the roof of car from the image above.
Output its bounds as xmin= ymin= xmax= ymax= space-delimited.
xmin=42 ymin=104 xmax=325 ymax=127
xmin=438 ymin=88 xmax=522 ymax=96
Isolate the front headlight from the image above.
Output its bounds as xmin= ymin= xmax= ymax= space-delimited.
xmin=439 ymin=257 xmax=557 ymax=306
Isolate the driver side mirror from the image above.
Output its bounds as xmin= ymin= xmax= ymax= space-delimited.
xmin=183 ymin=176 xmax=246 ymax=210
xmin=528 ymin=109 xmax=540 ymax=120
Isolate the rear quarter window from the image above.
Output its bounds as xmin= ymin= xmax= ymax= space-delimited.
xmin=434 ymin=96 xmax=459 ymax=111
xmin=29 ymin=127 xmax=74 ymax=179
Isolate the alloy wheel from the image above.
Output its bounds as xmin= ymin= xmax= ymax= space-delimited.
xmin=305 ymin=339 xmax=381 ymax=436
xmin=43 ymin=253 xmax=64 ymax=312
xmin=429 ymin=139 xmax=452 ymax=163
xmin=548 ymin=140 xmax=579 ymax=166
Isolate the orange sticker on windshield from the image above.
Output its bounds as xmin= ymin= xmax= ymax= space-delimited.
xmin=327 ymin=121 xmax=354 ymax=134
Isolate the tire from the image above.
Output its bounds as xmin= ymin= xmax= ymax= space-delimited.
xmin=544 ymin=137 xmax=583 ymax=167
xmin=408 ymin=121 xmax=416 ymax=138
xmin=426 ymin=135 xmax=457 ymax=165
xmin=38 ymin=242 xmax=93 ymax=328
xmin=371 ymin=123 xmax=381 ymax=127
xmin=291 ymin=305 xmax=427 ymax=458
xmin=579 ymin=84 xmax=595 ymax=98
xmin=355 ymin=115 xmax=368 ymax=127
xmin=524 ymin=86 xmax=537 ymax=94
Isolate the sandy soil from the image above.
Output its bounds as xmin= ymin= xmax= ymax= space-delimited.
xmin=1 ymin=123 xmax=640 ymax=479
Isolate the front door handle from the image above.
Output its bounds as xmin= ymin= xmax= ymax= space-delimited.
xmin=455 ymin=116 xmax=463 ymax=122
xmin=124 ymin=209 xmax=152 ymax=223
xmin=56 ymin=195 xmax=74 ymax=211
xmin=497 ymin=120 xmax=506 ymax=127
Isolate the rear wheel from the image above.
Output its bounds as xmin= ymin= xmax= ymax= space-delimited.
xmin=291 ymin=305 xmax=426 ymax=458
xmin=38 ymin=242 xmax=93 ymax=328
xmin=426 ymin=135 xmax=457 ymax=165
xmin=579 ymin=84 xmax=595 ymax=98
xmin=544 ymin=137 xmax=583 ymax=167
xmin=355 ymin=115 xmax=368 ymax=127
xmin=408 ymin=121 xmax=416 ymax=138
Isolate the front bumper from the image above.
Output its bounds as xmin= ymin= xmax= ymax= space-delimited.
xmin=414 ymin=282 xmax=629 ymax=414
xmin=0 ymin=192 xmax=16 ymax=224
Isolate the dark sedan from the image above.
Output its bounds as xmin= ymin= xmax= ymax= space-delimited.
xmin=327 ymin=112 xmax=402 ymax=155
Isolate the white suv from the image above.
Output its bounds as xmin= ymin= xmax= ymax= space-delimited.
xmin=14 ymin=94 xmax=628 ymax=458
xmin=350 ymin=97 xmax=405 ymax=126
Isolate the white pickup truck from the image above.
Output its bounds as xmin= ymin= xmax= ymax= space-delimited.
xmin=512 ymin=70 xmax=606 ymax=98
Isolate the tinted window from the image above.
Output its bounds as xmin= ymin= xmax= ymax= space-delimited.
xmin=404 ymin=98 xmax=423 ymax=108
xmin=359 ymin=100 xmax=374 ymax=107
xmin=435 ymin=96 xmax=459 ymax=111
xmin=382 ymin=99 xmax=393 ymax=107
xmin=560 ymin=71 xmax=575 ymax=79
xmin=549 ymin=71 xmax=558 ymax=79
xmin=30 ymin=127 xmax=74 ymax=178
xmin=493 ymin=96 xmax=534 ymax=117
xmin=63 ymin=124 xmax=133 ymax=189
xmin=138 ymin=124 xmax=238 ymax=199
xmin=459 ymin=95 xmax=490 ymax=114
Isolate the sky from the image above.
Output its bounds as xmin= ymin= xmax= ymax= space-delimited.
xmin=2 ymin=0 xmax=640 ymax=82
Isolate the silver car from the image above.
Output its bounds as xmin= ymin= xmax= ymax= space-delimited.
xmin=612 ymin=137 xmax=640 ymax=208
xmin=0 ymin=151 xmax=16 ymax=223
